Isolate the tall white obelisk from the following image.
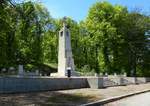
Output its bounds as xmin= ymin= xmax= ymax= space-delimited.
xmin=58 ymin=17 xmax=76 ymax=77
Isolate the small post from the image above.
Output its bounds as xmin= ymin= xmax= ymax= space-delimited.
xmin=105 ymin=72 xmax=108 ymax=77
xmin=18 ymin=65 xmax=24 ymax=77
xmin=99 ymin=73 xmax=103 ymax=76
xmin=123 ymin=72 xmax=127 ymax=77
xmin=114 ymin=73 xmax=117 ymax=76
xmin=36 ymin=70 xmax=39 ymax=76
xmin=95 ymin=73 xmax=99 ymax=77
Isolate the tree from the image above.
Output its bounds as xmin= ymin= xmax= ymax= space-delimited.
xmin=84 ymin=1 xmax=150 ymax=76
xmin=0 ymin=0 xmax=18 ymax=68
xmin=14 ymin=1 xmax=52 ymax=67
xmin=85 ymin=1 xmax=128 ymax=74
xmin=123 ymin=12 xmax=150 ymax=76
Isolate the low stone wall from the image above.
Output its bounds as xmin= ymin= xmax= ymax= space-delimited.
xmin=0 ymin=77 xmax=87 ymax=93
xmin=87 ymin=77 xmax=103 ymax=89
xmin=0 ymin=77 xmax=150 ymax=93
xmin=121 ymin=77 xmax=136 ymax=85
xmin=87 ymin=77 xmax=150 ymax=89
xmin=103 ymin=77 xmax=121 ymax=87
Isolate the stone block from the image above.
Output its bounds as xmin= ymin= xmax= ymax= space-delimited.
xmin=87 ymin=77 xmax=104 ymax=89
xmin=0 ymin=77 xmax=88 ymax=93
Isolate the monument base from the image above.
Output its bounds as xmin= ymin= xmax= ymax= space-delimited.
xmin=51 ymin=71 xmax=79 ymax=77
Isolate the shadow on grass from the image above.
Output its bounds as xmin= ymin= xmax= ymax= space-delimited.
xmin=0 ymin=91 xmax=96 ymax=106
xmin=47 ymin=92 xmax=96 ymax=106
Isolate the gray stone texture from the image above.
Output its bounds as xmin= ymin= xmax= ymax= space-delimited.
xmin=0 ymin=77 xmax=87 ymax=93
xmin=0 ymin=77 xmax=150 ymax=93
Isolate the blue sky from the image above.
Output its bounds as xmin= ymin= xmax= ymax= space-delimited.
xmin=41 ymin=0 xmax=150 ymax=22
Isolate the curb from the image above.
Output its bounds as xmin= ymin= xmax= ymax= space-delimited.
xmin=80 ymin=89 xmax=150 ymax=106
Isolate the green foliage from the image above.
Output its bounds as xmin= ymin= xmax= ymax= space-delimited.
xmin=0 ymin=1 xmax=149 ymax=76
xmin=84 ymin=1 xmax=150 ymax=76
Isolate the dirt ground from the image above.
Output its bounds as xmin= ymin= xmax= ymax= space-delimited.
xmin=0 ymin=83 xmax=150 ymax=106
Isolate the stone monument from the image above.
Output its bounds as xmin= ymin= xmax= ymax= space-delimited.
xmin=58 ymin=17 xmax=75 ymax=76
xmin=57 ymin=17 xmax=76 ymax=77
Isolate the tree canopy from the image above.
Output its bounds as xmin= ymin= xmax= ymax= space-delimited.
xmin=0 ymin=1 xmax=150 ymax=76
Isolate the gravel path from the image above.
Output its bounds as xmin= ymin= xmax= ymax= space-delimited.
xmin=0 ymin=83 xmax=150 ymax=106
